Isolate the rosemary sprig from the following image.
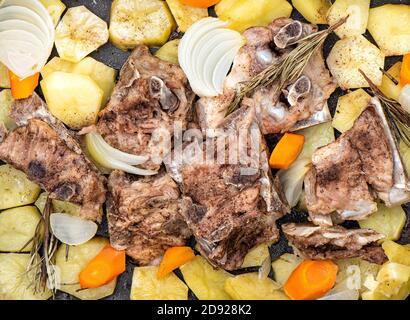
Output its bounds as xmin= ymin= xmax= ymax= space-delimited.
xmin=226 ymin=17 xmax=348 ymax=115
xmin=359 ymin=69 xmax=410 ymax=147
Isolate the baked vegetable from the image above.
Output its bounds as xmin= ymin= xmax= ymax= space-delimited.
xmin=9 ymin=71 xmax=40 ymax=100
xmin=292 ymin=0 xmax=331 ymax=25
xmin=130 ymin=266 xmax=188 ymax=300
xmin=55 ymin=237 xmax=117 ymax=300
xmin=165 ymin=0 xmax=208 ymax=32
xmin=35 ymin=192 xmax=81 ymax=217
xmin=359 ymin=204 xmax=406 ymax=241
xmin=272 ymin=253 xmax=303 ymax=285
xmin=0 ymin=253 xmax=52 ymax=300
xmin=180 ymin=255 xmax=232 ymax=300
xmin=0 ymin=62 xmax=10 ymax=88
xmin=224 ymin=273 xmax=288 ymax=300
xmin=0 ymin=89 xmax=16 ymax=130
xmin=109 ymin=0 xmax=176 ymax=50
xmin=269 ymin=133 xmax=305 ymax=170
xmin=400 ymin=140 xmax=410 ymax=175
xmin=241 ymin=243 xmax=270 ymax=268
xmin=55 ymin=6 xmax=109 ymax=62
xmin=215 ymin=0 xmax=292 ymax=33
xmin=327 ymin=0 xmax=370 ymax=39
xmin=0 ymin=164 xmax=41 ymax=211
xmin=41 ymin=57 xmax=74 ymax=79
xmin=327 ymin=35 xmax=385 ymax=90
xmin=332 ymin=89 xmax=371 ymax=133
xmin=379 ymin=62 xmax=402 ymax=102
xmin=382 ymin=241 xmax=410 ymax=267
xmin=40 ymin=71 xmax=104 ymax=129
xmin=157 ymin=246 xmax=195 ymax=279
xmin=0 ymin=206 xmax=41 ymax=252
xmin=401 ymin=54 xmax=410 ymax=87
xmin=155 ymin=39 xmax=180 ymax=65
xmin=39 ymin=0 xmax=66 ymax=26
xmin=368 ymin=4 xmax=410 ymax=56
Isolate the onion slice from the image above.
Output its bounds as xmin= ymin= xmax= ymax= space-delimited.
xmin=319 ymin=289 xmax=359 ymax=300
xmin=50 ymin=213 xmax=98 ymax=246
xmin=0 ymin=19 xmax=48 ymax=47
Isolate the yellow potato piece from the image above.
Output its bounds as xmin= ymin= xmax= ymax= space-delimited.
xmin=0 ymin=62 xmax=10 ymax=88
xmin=165 ymin=0 xmax=208 ymax=32
xmin=327 ymin=0 xmax=370 ymax=38
xmin=382 ymin=241 xmax=410 ymax=267
xmin=272 ymin=253 xmax=302 ymax=286
xmin=0 ymin=89 xmax=16 ymax=130
xmin=359 ymin=203 xmax=406 ymax=242
xmin=41 ymin=71 xmax=103 ymax=129
xmin=180 ymin=256 xmax=232 ymax=300
xmin=368 ymin=5 xmax=410 ymax=56
xmin=379 ymin=62 xmax=402 ymax=102
xmin=130 ymin=266 xmax=188 ymax=300
xmin=224 ymin=273 xmax=288 ymax=300
xmin=332 ymin=89 xmax=371 ymax=133
xmin=327 ymin=35 xmax=385 ymax=90
xmin=0 ymin=164 xmax=41 ymax=211
xmin=374 ymin=262 xmax=410 ymax=299
xmin=400 ymin=140 xmax=410 ymax=175
xmin=0 ymin=206 xmax=41 ymax=252
xmin=241 ymin=243 xmax=270 ymax=268
xmin=215 ymin=0 xmax=293 ymax=33
xmin=55 ymin=237 xmax=117 ymax=300
xmin=0 ymin=253 xmax=52 ymax=300
xmin=109 ymin=0 xmax=176 ymax=50
xmin=56 ymin=6 xmax=109 ymax=62
xmin=155 ymin=39 xmax=180 ymax=65
xmin=292 ymin=0 xmax=331 ymax=25
xmin=39 ymin=0 xmax=66 ymax=26
xmin=35 ymin=192 xmax=81 ymax=217
xmin=41 ymin=57 xmax=75 ymax=79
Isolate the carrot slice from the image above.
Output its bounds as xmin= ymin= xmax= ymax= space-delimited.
xmin=180 ymin=0 xmax=221 ymax=8
xmin=157 ymin=246 xmax=195 ymax=279
xmin=9 ymin=70 xmax=39 ymax=100
xmin=401 ymin=54 xmax=410 ymax=86
xmin=269 ymin=133 xmax=305 ymax=169
xmin=79 ymin=245 xmax=126 ymax=289
xmin=284 ymin=260 xmax=338 ymax=300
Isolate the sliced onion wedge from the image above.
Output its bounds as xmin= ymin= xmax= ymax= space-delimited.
xmin=50 ymin=213 xmax=98 ymax=246
xmin=85 ymin=133 xmax=157 ymax=176
xmin=0 ymin=19 xmax=48 ymax=47
xmin=319 ymin=289 xmax=359 ymax=300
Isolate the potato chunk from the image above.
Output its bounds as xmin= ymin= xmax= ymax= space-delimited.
xmin=130 ymin=266 xmax=188 ymax=300
xmin=327 ymin=0 xmax=370 ymax=39
xmin=359 ymin=204 xmax=406 ymax=241
xmin=165 ymin=0 xmax=208 ymax=32
xmin=0 ymin=164 xmax=41 ymax=211
xmin=0 ymin=62 xmax=10 ymax=88
xmin=292 ymin=0 xmax=331 ymax=25
xmin=332 ymin=89 xmax=371 ymax=133
xmin=382 ymin=241 xmax=410 ymax=267
xmin=0 ymin=253 xmax=52 ymax=300
xmin=0 ymin=89 xmax=16 ymax=130
xmin=379 ymin=62 xmax=402 ymax=102
xmin=109 ymin=0 xmax=176 ymax=50
xmin=155 ymin=39 xmax=180 ymax=65
xmin=271 ymin=253 xmax=302 ymax=285
xmin=241 ymin=243 xmax=270 ymax=268
xmin=368 ymin=5 xmax=410 ymax=56
xmin=224 ymin=273 xmax=288 ymax=300
xmin=180 ymin=256 xmax=232 ymax=300
xmin=35 ymin=192 xmax=81 ymax=217
xmin=327 ymin=35 xmax=384 ymax=89
xmin=41 ymin=71 xmax=103 ymax=129
xmin=41 ymin=57 xmax=74 ymax=79
xmin=0 ymin=206 xmax=41 ymax=252
xmin=215 ymin=0 xmax=292 ymax=33
xmin=55 ymin=237 xmax=117 ymax=300
xmin=56 ymin=6 xmax=109 ymax=62
xmin=372 ymin=263 xmax=410 ymax=299
xmin=39 ymin=0 xmax=66 ymax=26
xmin=400 ymin=140 xmax=410 ymax=175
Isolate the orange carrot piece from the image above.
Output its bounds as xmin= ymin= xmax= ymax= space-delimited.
xmin=179 ymin=0 xmax=221 ymax=8
xmin=157 ymin=246 xmax=195 ymax=279
xmin=269 ymin=133 xmax=305 ymax=169
xmin=401 ymin=54 xmax=410 ymax=86
xmin=284 ymin=260 xmax=338 ymax=300
xmin=79 ymin=245 xmax=126 ymax=289
xmin=9 ymin=70 xmax=39 ymax=100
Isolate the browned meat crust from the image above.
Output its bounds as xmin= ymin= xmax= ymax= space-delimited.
xmin=282 ymin=223 xmax=387 ymax=264
xmin=107 ymin=170 xmax=191 ymax=265
xmin=0 ymin=94 xmax=106 ymax=221
xmin=97 ymin=45 xmax=195 ymax=171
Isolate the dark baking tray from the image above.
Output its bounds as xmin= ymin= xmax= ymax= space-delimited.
xmin=3 ymin=0 xmax=410 ymax=300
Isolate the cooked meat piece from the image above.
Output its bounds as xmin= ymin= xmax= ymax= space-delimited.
xmin=0 ymin=94 xmax=106 ymax=222
xmin=305 ymin=98 xmax=410 ymax=225
xmin=97 ymin=45 xmax=195 ymax=171
xmin=305 ymin=136 xmax=377 ymax=226
xmin=196 ymin=18 xmax=336 ymax=134
xmin=282 ymin=223 xmax=387 ymax=264
xmin=107 ymin=170 xmax=191 ymax=265
xmin=166 ymin=105 xmax=289 ymax=270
